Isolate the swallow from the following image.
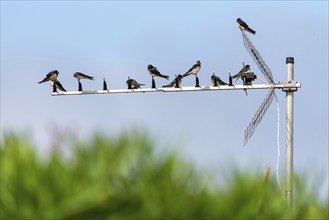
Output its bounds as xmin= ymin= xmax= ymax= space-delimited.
xmin=182 ymin=60 xmax=201 ymax=78
xmin=147 ymin=64 xmax=169 ymax=80
xmin=211 ymin=73 xmax=228 ymax=86
xmin=237 ymin=18 xmax=256 ymax=35
xmin=126 ymin=76 xmax=145 ymax=89
xmin=162 ymin=74 xmax=183 ymax=88
xmin=38 ymin=70 xmax=59 ymax=84
xmin=73 ymin=72 xmax=95 ymax=81
xmin=51 ymin=79 xmax=67 ymax=92
xmin=232 ymin=65 xmax=250 ymax=82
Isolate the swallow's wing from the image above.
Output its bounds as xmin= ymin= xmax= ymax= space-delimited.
xmin=237 ymin=18 xmax=256 ymax=34
xmin=151 ymin=68 xmax=160 ymax=75
xmin=232 ymin=72 xmax=243 ymax=79
xmin=217 ymin=77 xmax=228 ymax=85
xmin=73 ymin=72 xmax=82 ymax=79
xmin=130 ymin=79 xmax=140 ymax=87
xmin=155 ymin=70 xmax=169 ymax=79
xmin=83 ymin=73 xmax=94 ymax=80
xmin=162 ymin=77 xmax=179 ymax=87
xmin=186 ymin=64 xmax=197 ymax=74
xmin=38 ymin=72 xmax=53 ymax=83
xmin=233 ymin=65 xmax=250 ymax=78
xmin=127 ymin=79 xmax=145 ymax=89
xmin=74 ymin=72 xmax=94 ymax=80
xmin=162 ymin=79 xmax=175 ymax=87
xmin=38 ymin=76 xmax=50 ymax=84
xmin=183 ymin=63 xmax=200 ymax=76
xmin=244 ymin=26 xmax=256 ymax=35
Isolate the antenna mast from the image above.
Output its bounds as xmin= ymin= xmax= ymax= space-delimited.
xmin=284 ymin=57 xmax=296 ymax=209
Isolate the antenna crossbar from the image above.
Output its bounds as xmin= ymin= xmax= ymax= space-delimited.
xmin=51 ymin=83 xmax=300 ymax=96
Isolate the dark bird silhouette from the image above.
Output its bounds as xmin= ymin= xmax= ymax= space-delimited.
xmin=237 ymin=18 xmax=256 ymax=35
xmin=73 ymin=72 xmax=95 ymax=81
xmin=182 ymin=60 xmax=201 ymax=78
xmin=38 ymin=70 xmax=59 ymax=84
xmin=232 ymin=65 xmax=251 ymax=82
xmin=126 ymin=76 xmax=145 ymax=89
xmin=211 ymin=73 xmax=228 ymax=86
xmin=162 ymin=75 xmax=183 ymax=88
xmin=147 ymin=64 xmax=169 ymax=79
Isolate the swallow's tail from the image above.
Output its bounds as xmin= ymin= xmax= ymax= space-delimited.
xmin=182 ymin=73 xmax=189 ymax=78
xmin=62 ymin=88 xmax=67 ymax=92
xmin=163 ymin=75 xmax=169 ymax=80
xmin=38 ymin=78 xmax=47 ymax=84
xmin=56 ymin=81 xmax=67 ymax=92
xmin=59 ymin=83 xmax=67 ymax=92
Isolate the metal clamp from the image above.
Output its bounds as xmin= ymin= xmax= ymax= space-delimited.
xmin=282 ymin=80 xmax=298 ymax=92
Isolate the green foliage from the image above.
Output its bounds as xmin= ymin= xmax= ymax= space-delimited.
xmin=0 ymin=131 xmax=328 ymax=219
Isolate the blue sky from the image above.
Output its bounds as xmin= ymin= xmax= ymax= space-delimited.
xmin=1 ymin=1 xmax=328 ymax=198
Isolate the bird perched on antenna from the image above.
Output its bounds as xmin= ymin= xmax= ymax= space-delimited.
xmin=51 ymin=79 xmax=67 ymax=92
xmin=73 ymin=72 xmax=94 ymax=91
xmin=232 ymin=64 xmax=251 ymax=82
xmin=182 ymin=60 xmax=201 ymax=87
xmin=237 ymin=18 xmax=256 ymax=35
xmin=147 ymin=64 xmax=169 ymax=79
xmin=126 ymin=76 xmax=145 ymax=89
xmin=211 ymin=73 xmax=228 ymax=86
xmin=162 ymin=74 xmax=183 ymax=88
xmin=38 ymin=70 xmax=59 ymax=84
xmin=73 ymin=72 xmax=95 ymax=81
xmin=147 ymin=64 xmax=169 ymax=88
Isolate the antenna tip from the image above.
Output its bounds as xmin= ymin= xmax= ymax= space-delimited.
xmin=286 ymin=57 xmax=294 ymax=64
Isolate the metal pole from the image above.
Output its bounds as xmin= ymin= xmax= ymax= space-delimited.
xmin=285 ymin=57 xmax=294 ymax=209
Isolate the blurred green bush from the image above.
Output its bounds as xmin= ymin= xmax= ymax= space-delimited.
xmin=0 ymin=131 xmax=328 ymax=219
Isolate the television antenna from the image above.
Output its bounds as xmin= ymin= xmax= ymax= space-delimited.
xmin=47 ymin=24 xmax=301 ymax=209
xmin=239 ymin=30 xmax=298 ymax=209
